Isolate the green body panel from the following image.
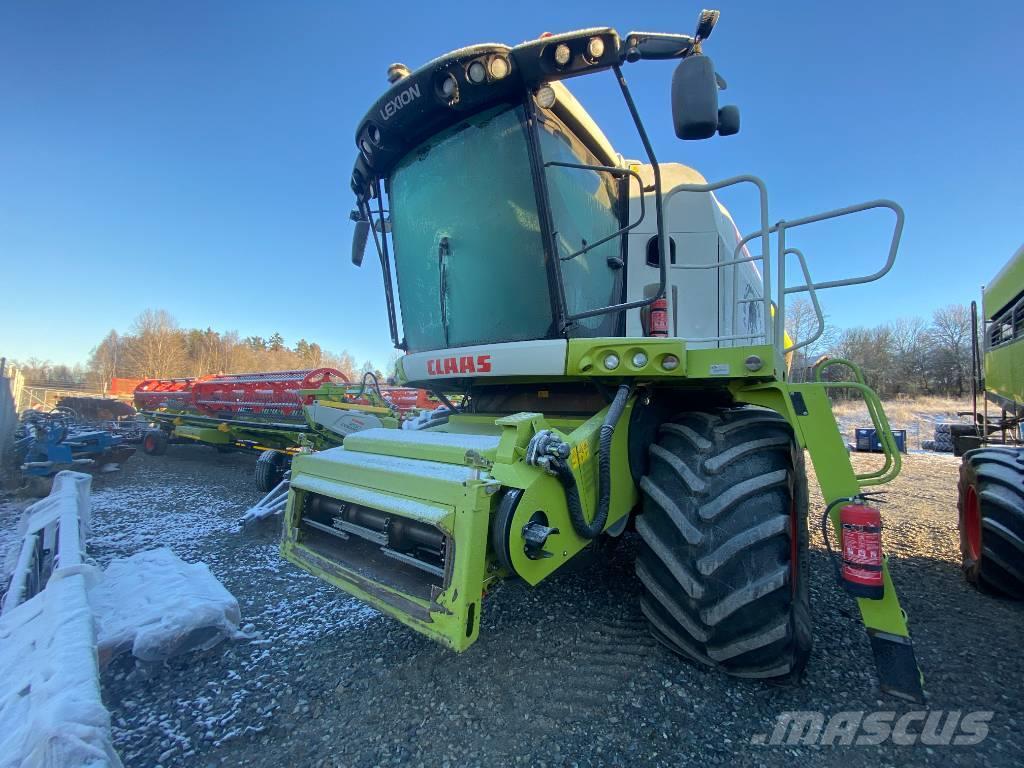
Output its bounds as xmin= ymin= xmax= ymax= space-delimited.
xmin=488 ymin=403 xmax=638 ymax=584
xmin=982 ymin=245 xmax=1024 ymax=322
xmin=282 ymin=339 xmax=921 ymax=695
xmin=985 ymin=336 xmax=1024 ymax=410
xmin=281 ymin=445 xmax=493 ymax=650
xmin=981 ymin=246 xmax=1024 ymax=409
xmin=146 ymin=410 xmax=311 ymax=453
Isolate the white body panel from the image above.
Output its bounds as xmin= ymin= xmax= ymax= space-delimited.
xmin=624 ymin=163 xmax=765 ymax=348
xmin=402 ymin=339 xmax=568 ymax=382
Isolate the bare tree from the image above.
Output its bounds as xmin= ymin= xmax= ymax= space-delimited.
xmin=889 ymin=317 xmax=930 ymax=395
xmin=785 ymin=298 xmax=837 ymax=382
xmin=928 ymin=304 xmax=972 ymax=397
xmin=125 ymin=309 xmax=186 ymax=379
xmin=87 ymin=330 xmax=123 ymax=389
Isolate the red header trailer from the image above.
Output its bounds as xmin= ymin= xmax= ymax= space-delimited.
xmin=134 ymin=368 xmax=349 ymax=419
xmin=134 ymin=377 xmax=196 ymax=411
xmin=191 ymin=368 xmax=348 ymax=418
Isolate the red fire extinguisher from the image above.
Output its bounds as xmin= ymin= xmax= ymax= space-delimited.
xmin=823 ymin=499 xmax=884 ymax=600
xmin=648 ymin=297 xmax=668 ymax=337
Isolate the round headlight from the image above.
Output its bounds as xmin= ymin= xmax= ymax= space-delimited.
xmin=587 ymin=37 xmax=605 ymax=59
xmin=631 ymin=352 xmax=649 ymax=368
xmin=661 ymin=354 xmax=680 ymax=371
xmin=367 ymin=125 xmax=381 ymax=145
xmin=467 ymin=60 xmax=487 ymax=84
xmin=488 ymin=56 xmax=510 ymax=80
xmin=603 ymin=353 xmax=620 ymax=370
xmin=440 ymin=74 xmax=457 ymax=98
xmin=359 ymin=139 xmax=373 ymax=156
xmin=534 ymin=84 xmax=556 ymax=109
xmin=554 ymin=43 xmax=571 ymax=66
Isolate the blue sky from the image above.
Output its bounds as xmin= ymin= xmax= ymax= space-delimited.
xmin=2 ymin=1 xmax=1022 ymax=368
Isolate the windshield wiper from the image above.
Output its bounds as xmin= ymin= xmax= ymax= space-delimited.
xmin=439 ymin=237 xmax=450 ymax=346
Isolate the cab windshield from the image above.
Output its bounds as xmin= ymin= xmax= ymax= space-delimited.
xmin=388 ymin=102 xmax=624 ymax=353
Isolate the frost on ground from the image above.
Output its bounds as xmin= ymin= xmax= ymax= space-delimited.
xmin=0 ymin=574 xmax=122 ymax=768
xmin=89 ymin=548 xmax=241 ymax=665
xmin=88 ymin=451 xmax=376 ymax=767
xmin=77 ymin=446 xmax=1024 ymax=768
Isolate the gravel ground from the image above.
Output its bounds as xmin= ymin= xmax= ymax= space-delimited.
xmin=18 ymin=445 xmax=1024 ymax=767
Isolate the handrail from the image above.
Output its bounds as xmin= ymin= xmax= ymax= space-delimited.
xmin=782 ymin=247 xmax=824 ymax=354
xmin=814 ymin=359 xmax=902 ymax=486
xmin=663 ymin=175 xmax=773 ymax=347
xmin=657 ymin=180 xmax=903 ymax=361
xmin=542 ymin=161 xmax=646 ymax=263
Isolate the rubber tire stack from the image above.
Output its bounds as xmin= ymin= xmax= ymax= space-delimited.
xmin=636 ymin=407 xmax=812 ymax=681
xmin=255 ymin=449 xmax=288 ymax=493
xmin=931 ymin=422 xmax=955 ymax=453
xmin=958 ymin=447 xmax=1024 ymax=598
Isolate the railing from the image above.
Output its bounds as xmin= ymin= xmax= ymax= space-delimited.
xmin=813 ymin=359 xmax=902 ymax=486
xmin=1 ymin=471 xmax=91 ymax=615
xmin=661 ymin=176 xmax=904 ymax=358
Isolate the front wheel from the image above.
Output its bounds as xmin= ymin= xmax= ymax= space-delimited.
xmin=255 ymin=449 xmax=289 ymax=493
xmin=958 ymin=448 xmax=1024 ymax=598
xmin=636 ymin=407 xmax=811 ymax=681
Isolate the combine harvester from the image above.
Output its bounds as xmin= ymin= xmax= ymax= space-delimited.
xmin=136 ymin=368 xmax=437 ymax=491
xmin=957 ymin=244 xmax=1024 ymax=598
xmin=280 ymin=11 xmax=924 ymax=700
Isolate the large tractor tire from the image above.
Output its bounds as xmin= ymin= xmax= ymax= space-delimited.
xmin=957 ymin=448 xmax=1024 ymax=598
xmin=142 ymin=429 xmax=169 ymax=456
xmin=255 ymin=449 xmax=288 ymax=493
xmin=636 ymin=407 xmax=811 ymax=681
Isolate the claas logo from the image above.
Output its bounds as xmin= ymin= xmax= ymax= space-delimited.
xmin=426 ymin=355 xmax=492 ymax=376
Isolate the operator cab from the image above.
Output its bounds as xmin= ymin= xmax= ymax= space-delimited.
xmin=351 ymin=20 xmax=755 ymax=380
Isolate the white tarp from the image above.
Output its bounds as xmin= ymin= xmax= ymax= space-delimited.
xmin=88 ymin=548 xmax=241 ymax=664
xmin=0 ymin=574 xmax=122 ymax=768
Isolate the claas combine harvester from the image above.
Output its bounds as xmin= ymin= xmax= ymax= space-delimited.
xmin=136 ymin=368 xmax=438 ymax=491
xmin=281 ymin=11 xmax=924 ymax=700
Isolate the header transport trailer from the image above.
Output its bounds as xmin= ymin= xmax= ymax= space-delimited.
xmin=135 ymin=369 xmax=439 ymax=491
xmin=958 ymin=244 xmax=1024 ymax=599
xmin=280 ymin=11 xmax=924 ymax=700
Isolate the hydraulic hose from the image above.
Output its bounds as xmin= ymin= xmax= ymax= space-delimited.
xmin=554 ymin=383 xmax=633 ymax=539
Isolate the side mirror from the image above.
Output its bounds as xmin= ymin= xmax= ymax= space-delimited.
xmin=672 ymin=55 xmax=741 ymax=140
xmin=352 ymin=219 xmax=369 ymax=266
xmin=671 ymin=55 xmax=719 ymax=140
xmin=717 ymin=104 xmax=740 ymax=136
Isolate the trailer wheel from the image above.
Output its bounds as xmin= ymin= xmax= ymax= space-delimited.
xmin=636 ymin=407 xmax=811 ymax=681
xmin=142 ymin=430 xmax=169 ymax=456
xmin=958 ymin=448 xmax=1024 ymax=598
xmin=255 ymin=449 xmax=288 ymax=493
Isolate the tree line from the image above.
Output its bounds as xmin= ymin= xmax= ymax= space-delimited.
xmin=14 ymin=309 xmax=384 ymax=389
xmin=787 ymin=300 xmax=973 ymax=398
xmin=14 ymin=303 xmax=974 ymax=400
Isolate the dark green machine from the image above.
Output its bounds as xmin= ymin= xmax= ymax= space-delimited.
xmin=958 ymin=244 xmax=1024 ymax=598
